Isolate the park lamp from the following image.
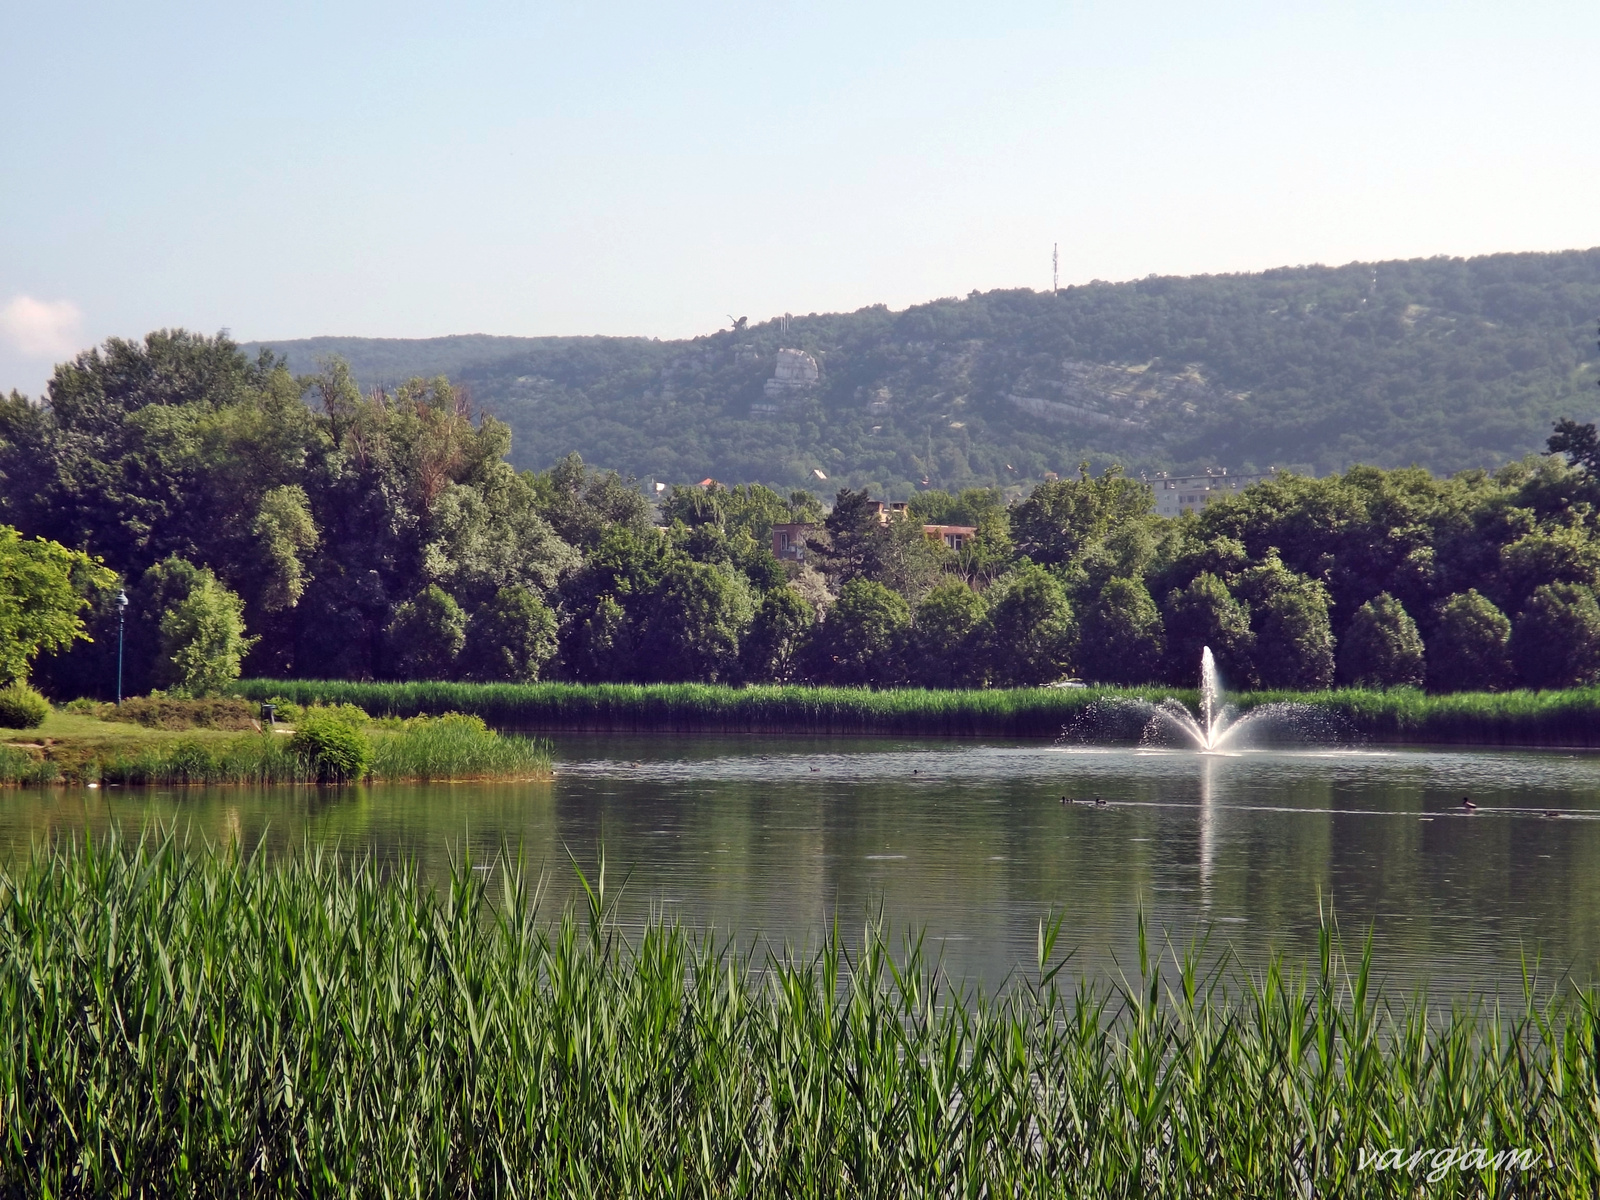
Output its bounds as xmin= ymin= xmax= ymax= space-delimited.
xmin=115 ymin=590 xmax=128 ymax=705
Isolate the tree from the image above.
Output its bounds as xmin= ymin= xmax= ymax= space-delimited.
xmin=575 ymin=595 xmax=634 ymax=682
xmin=0 ymin=526 xmax=115 ymax=684
xmin=1428 ymin=590 xmax=1512 ymax=692
xmin=251 ymin=485 xmax=320 ymax=612
xmin=462 ymin=586 xmax=558 ymax=682
xmin=983 ymin=564 xmax=1077 ymax=686
xmin=1011 ymin=465 xmax=1154 ymax=569
xmin=528 ymin=452 xmax=652 ymax=552
xmin=1232 ymin=553 xmax=1335 ymax=690
xmin=1079 ymin=578 xmax=1165 ymax=685
xmin=634 ymin=558 xmax=753 ymax=682
xmin=387 ymin=585 xmax=467 ymax=679
xmin=740 ymin=586 xmax=815 ymax=683
xmin=873 ymin=515 xmax=948 ymax=603
xmin=1497 ymin=526 xmax=1600 ymax=613
xmin=908 ymin=580 xmax=988 ymax=688
xmin=663 ymin=481 xmax=820 ymax=548
xmin=808 ymin=489 xmax=886 ymax=584
xmin=157 ymin=571 xmax=258 ymax=695
xmin=1338 ymin=593 xmax=1425 ymax=689
xmin=1548 ymin=418 xmax=1600 ymax=476
xmin=809 ymin=579 xmax=909 ymax=686
xmin=1511 ymin=583 xmax=1600 ymax=689
xmin=1161 ymin=572 xmax=1256 ymax=688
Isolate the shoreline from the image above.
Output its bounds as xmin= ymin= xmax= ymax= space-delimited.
xmin=1 ymin=707 xmax=552 ymax=787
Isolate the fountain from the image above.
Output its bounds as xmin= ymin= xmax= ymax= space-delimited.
xmin=1062 ymin=647 xmax=1339 ymax=751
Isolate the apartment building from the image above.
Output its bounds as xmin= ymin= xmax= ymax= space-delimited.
xmin=1150 ymin=468 xmax=1277 ymax=519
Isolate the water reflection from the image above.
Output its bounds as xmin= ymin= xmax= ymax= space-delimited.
xmin=1199 ymin=754 xmax=1218 ymax=904
xmin=4 ymin=737 xmax=1600 ymax=995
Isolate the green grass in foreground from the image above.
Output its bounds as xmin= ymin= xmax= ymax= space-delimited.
xmin=0 ymin=710 xmax=551 ymax=786
xmin=0 ymin=833 xmax=1592 ymax=1196
xmin=238 ymin=677 xmax=1600 ymax=745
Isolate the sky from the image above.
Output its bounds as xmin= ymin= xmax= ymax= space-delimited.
xmin=3 ymin=0 xmax=1597 ymax=395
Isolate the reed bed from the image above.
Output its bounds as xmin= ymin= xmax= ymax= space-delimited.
xmin=235 ymin=679 xmax=1181 ymax=738
xmin=0 ymin=745 xmax=58 ymax=786
xmin=238 ymin=678 xmax=1600 ymax=745
xmin=1 ymin=832 xmax=1595 ymax=1197
xmin=370 ymin=713 xmax=553 ymax=782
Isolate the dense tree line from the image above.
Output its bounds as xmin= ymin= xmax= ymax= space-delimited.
xmin=5 ymin=330 xmax=1600 ymax=697
xmin=250 ymin=248 xmax=1600 ymax=493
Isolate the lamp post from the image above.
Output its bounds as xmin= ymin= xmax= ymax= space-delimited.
xmin=115 ymin=590 xmax=128 ymax=705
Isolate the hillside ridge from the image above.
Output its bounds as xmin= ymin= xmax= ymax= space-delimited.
xmin=244 ymin=247 xmax=1600 ymax=491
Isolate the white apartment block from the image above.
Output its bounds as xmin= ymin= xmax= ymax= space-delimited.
xmin=1149 ymin=468 xmax=1277 ymax=519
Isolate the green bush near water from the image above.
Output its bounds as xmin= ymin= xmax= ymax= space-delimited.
xmin=239 ymin=677 xmax=1600 ymax=746
xmin=288 ymin=707 xmax=373 ymax=783
xmin=1 ymin=834 xmax=1596 ymax=1195
xmin=0 ymin=682 xmax=49 ymax=729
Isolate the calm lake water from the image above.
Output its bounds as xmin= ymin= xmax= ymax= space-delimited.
xmin=6 ymin=735 xmax=1600 ymax=997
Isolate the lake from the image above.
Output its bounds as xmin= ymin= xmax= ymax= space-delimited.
xmin=6 ymin=735 xmax=1600 ymax=997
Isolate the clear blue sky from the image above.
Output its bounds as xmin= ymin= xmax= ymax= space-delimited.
xmin=3 ymin=0 xmax=1596 ymax=394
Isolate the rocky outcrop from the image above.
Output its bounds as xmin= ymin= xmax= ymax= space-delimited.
xmin=763 ymin=348 xmax=819 ymax=399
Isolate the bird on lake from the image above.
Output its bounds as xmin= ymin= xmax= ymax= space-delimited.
xmin=1094 ymin=796 xmax=1107 ymax=808
xmin=1461 ymin=796 xmax=1477 ymax=811
xmin=1543 ymin=810 xmax=1560 ymax=819
xmin=809 ymin=765 xmax=820 ymax=772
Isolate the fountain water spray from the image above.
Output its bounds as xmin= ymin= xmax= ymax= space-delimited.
xmin=1061 ymin=647 xmax=1338 ymax=751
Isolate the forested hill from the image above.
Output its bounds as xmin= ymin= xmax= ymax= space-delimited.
xmin=246 ymin=248 xmax=1600 ymax=492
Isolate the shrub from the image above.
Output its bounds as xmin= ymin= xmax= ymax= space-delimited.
xmin=100 ymin=695 xmax=258 ymax=730
xmin=1338 ymin=593 xmax=1425 ymax=689
xmin=0 ymin=682 xmax=50 ymax=728
xmin=1428 ymin=589 xmax=1512 ymax=692
xmin=264 ymin=697 xmax=305 ymax=723
xmin=289 ymin=709 xmax=373 ymax=783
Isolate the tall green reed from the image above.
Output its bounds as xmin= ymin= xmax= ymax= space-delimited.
xmin=236 ymin=677 xmax=1600 ymax=746
xmin=1 ymin=832 xmax=1595 ymax=1196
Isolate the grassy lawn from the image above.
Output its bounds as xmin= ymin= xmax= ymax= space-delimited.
xmin=9 ymin=708 xmax=257 ymax=746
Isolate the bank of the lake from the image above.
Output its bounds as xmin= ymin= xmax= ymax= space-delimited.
xmin=0 ymin=704 xmax=550 ymax=786
xmin=237 ymin=678 xmax=1600 ymax=746
xmin=2 ymin=833 xmax=1592 ymax=1196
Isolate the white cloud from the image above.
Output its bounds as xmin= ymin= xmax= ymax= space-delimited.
xmin=0 ymin=295 xmax=85 ymax=358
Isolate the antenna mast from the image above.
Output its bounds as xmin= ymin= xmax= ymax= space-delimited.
xmin=1052 ymin=243 xmax=1059 ymax=294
